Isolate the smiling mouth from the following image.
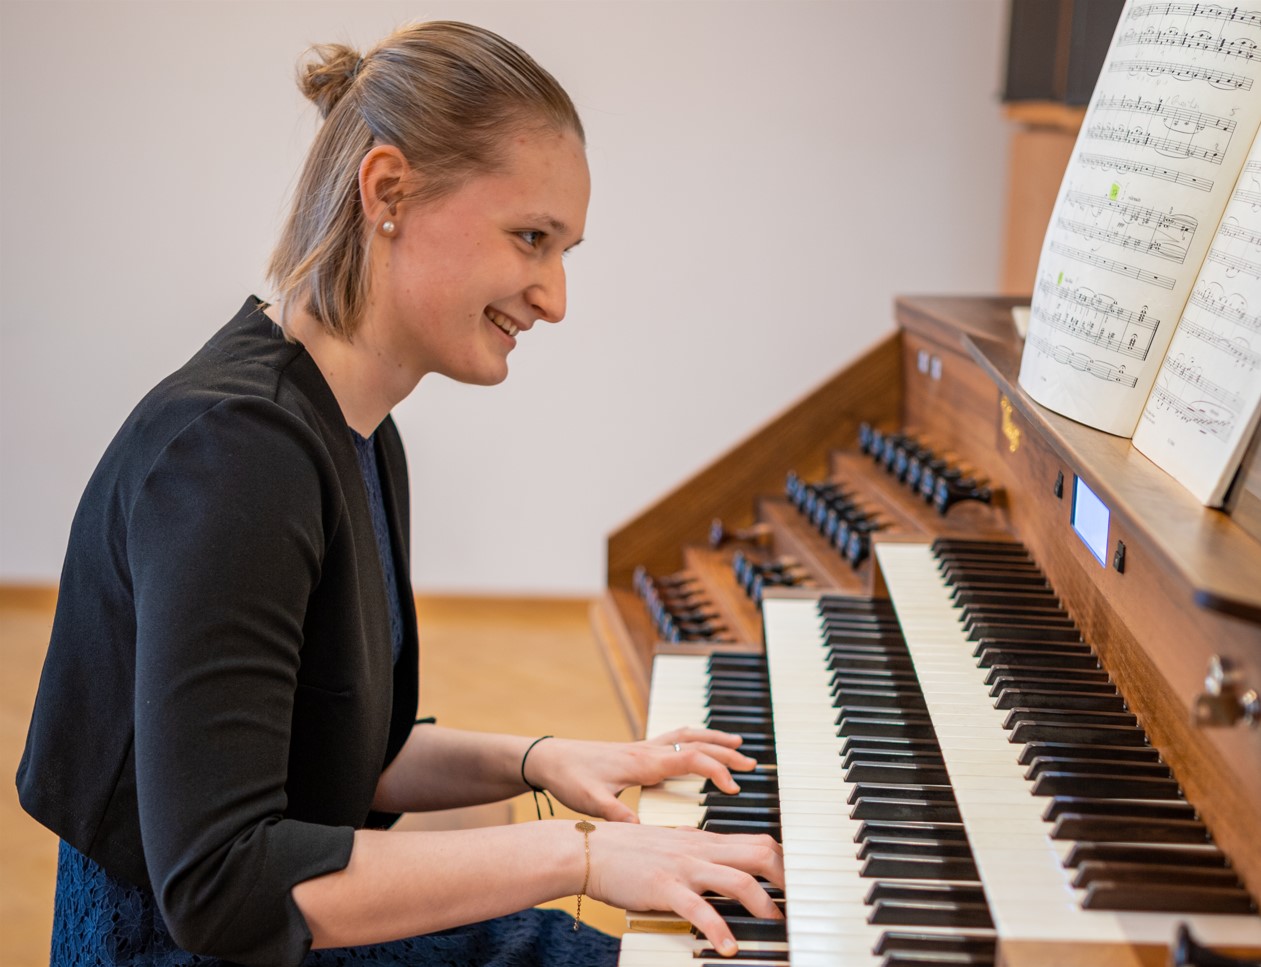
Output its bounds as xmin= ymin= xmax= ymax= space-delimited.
xmin=486 ymin=308 xmax=519 ymax=338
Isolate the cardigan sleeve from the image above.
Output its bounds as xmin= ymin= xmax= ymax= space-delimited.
xmin=126 ymin=397 xmax=355 ymax=965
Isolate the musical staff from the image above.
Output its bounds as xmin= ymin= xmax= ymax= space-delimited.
xmin=1116 ymin=26 xmax=1261 ymax=63
xmin=1086 ymin=120 xmax=1228 ymax=163
xmin=1026 ymin=331 xmax=1142 ymax=387
xmin=1145 ymin=383 xmax=1235 ymax=436
xmin=1204 ymin=246 xmax=1261 ymax=279
xmin=1049 ymin=240 xmax=1178 ymax=289
xmin=1175 ymin=316 xmax=1261 ymax=368
xmin=1187 ymin=284 xmax=1261 ymax=333
xmin=1032 ymin=279 xmax=1159 ymax=361
xmin=1078 ymin=151 xmax=1215 ymax=190
xmin=1108 ymin=58 xmax=1254 ymax=90
xmin=1060 ymin=189 xmax=1196 ymax=263
xmin=1128 ymin=3 xmax=1261 ymax=30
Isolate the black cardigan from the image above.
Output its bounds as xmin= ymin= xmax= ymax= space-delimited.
xmin=17 ymin=298 xmax=419 ymax=965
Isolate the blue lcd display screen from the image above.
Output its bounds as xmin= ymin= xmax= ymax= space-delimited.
xmin=1071 ymin=476 xmax=1110 ymax=567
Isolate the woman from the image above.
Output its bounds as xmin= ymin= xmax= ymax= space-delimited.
xmin=16 ymin=19 xmax=782 ymax=967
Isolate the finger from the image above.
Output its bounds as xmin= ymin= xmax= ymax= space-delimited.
xmin=673 ymin=749 xmax=742 ymax=794
xmin=672 ymin=890 xmax=739 ymax=959
xmin=689 ymin=741 xmax=758 ymax=773
xmin=715 ymin=869 xmax=783 ymax=921
xmin=712 ymin=833 xmax=785 ymax=889
xmin=678 ymin=727 xmax=744 ymax=749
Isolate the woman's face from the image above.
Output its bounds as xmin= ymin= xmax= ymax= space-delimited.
xmin=369 ymin=127 xmax=590 ymax=387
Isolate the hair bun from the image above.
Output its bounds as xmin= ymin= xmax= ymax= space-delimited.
xmin=298 ymin=43 xmax=362 ymax=119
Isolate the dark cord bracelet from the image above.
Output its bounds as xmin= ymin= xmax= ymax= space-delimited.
xmin=521 ymin=735 xmax=555 ymax=820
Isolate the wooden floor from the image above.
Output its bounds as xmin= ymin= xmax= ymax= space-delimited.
xmin=1 ymin=589 xmax=634 ymax=964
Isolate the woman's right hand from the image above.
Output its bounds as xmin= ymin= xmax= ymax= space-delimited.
xmin=582 ymin=822 xmax=784 ymax=958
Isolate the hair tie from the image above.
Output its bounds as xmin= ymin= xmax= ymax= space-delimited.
xmin=347 ymin=56 xmax=364 ymax=82
xmin=521 ymin=735 xmax=556 ymax=820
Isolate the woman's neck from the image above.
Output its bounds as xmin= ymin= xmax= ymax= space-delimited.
xmin=265 ymin=304 xmax=417 ymax=437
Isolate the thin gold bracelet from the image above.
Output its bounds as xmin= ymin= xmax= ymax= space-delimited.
xmin=573 ymin=820 xmax=595 ymax=931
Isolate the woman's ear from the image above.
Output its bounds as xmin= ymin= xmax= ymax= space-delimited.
xmin=358 ymin=145 xmax=410 ymax=231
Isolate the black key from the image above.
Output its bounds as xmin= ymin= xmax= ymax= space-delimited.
xmin=842 ymin=749 xmax=945 ymax=769
xmin=985 ymin=666 xmax=1110 ymax=687
xmin=1082 ymin=882 xmax=1256 ymax=914
xmin=862 ymin=854 xmax=979 ymax=881
xmin=856 ymin=821 xmax=969 ymax=843
xmin=1024 ymin=757 xmax=1171 ymax=781
xmin=846 ymin=762 xmax=952 ymax=786
xmin=837 ymin=706 xmax=933 ymax=722
xmin=841 ymin=736 xmax=940 ymax=755
xmin=838 ymin=716 xmax=936 ymax=739
xmin=849 ymin=783 xmax=956 ymax=804
xmin=973 ymin=637 xmax=1089 ymax=658
xmin=1004 ymin=708 xmax=1139 ymax=730
xmin=994 ymin=689 xmax=1128 ymax=713
xmin=702 ymin=775 xmax=778 ymax=795
xmin=1042 ymin=796 xmax=1195 ymax=823
xmin=702 ymin=819 xmax=781 ymax=841
xmin=866 ymin=882 xmax=987 ymax=905
xmin=857 ymin=837 xmax=973 ymax=859
xmin=1016 ymin=743 xmax=1160 ymax=766
xmin=1008 ymin=722 xmax=1149 ymax=746
xmin=989 ymin=676 xmax=1117 ymax=698
xmin=875 ymin=931 xmax=997 ymax=955
xmin=868 ymin=899 xmax=993 ymax=928
xmin=703 ymin=805 xmax=781 ymax=822
xmin=715 ymin=916 xmax=790 ymax=942
xmin=851 ymin=798 xmax=962 ymax=823
xmin=1030 ymin=772 xmax=1181 ymax=799
xmin=977 ymin=648 xmax=1102 ymax=671
xmin=1051 ymin=814 xmax=1211 ymax=844
xmin=704 ymin=791 xmax=780 ymax=807
xmin=1073 ymin=861 xmax=1242 ymax=889
xmin=1064 ymin=842 xmax=1229 ymax=869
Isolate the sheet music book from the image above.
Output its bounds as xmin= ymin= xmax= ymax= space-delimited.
xmin=1018 ymin=0 xmax=1261 ymax=506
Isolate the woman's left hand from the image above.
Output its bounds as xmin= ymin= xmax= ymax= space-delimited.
xmin=523 ymin=728 xmax=758 ymax=823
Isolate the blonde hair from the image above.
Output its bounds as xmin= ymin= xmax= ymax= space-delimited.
xmin=267 ymin=21 xmax=584 ymax=338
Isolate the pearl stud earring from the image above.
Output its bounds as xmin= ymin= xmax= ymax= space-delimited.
xmin=380 ymin=219 xmax=397 ymax=237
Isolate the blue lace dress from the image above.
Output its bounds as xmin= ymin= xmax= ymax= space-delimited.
xmin=47 ymin=431 xmax=620 ymax=967
xmin=51 ymin=840 xmax=619 ymax=967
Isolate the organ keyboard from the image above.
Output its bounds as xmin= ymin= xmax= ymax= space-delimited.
xmin=598 ymin=296 xmax=1261 ymax=966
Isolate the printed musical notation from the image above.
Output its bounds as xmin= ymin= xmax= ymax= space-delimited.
xmin=1109 ymin=57 xmax=1254 ymax=90
xmin=1132 ymin=130 xmax=1261 ymax=501
xmin=1059 ymin=188 xmax=1197 ymax=263
xmin=1049 ymin=240 xmax=1178 ymax=289
xmin=1025 ymin=331 xmax=1141 ymax=388
xmin=1079 ymin=151 xmax=1215 ymax=191
xmin=1146 ymin=382 xmax=1236 ymax=437
xmin=1021 ymin=0 xmax=1261 ymax=448
xmin=1033 ymin=277 xmax=1161 ymax=360
xmin=1128 ymin=3 xmax=1261 ymax=31
xmin=1116 ymin=26 xmax=1260 ymax=63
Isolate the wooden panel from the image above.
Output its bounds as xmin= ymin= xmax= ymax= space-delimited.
xmin=589 ymin=589 xmax=651 ymax=736
xmin=606 ymin=334 xmax=902 ymax=590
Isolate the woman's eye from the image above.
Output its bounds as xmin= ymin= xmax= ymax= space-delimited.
xmin=517 ymin=230 xmax=544 ymax=248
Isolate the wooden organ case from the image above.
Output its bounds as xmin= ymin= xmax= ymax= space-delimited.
xmin=595 ymin=296 xmax=1261 ymax=966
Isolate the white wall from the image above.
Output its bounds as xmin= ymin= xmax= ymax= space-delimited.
xmin=0 ymin=0 xmax=1009 ymax=594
